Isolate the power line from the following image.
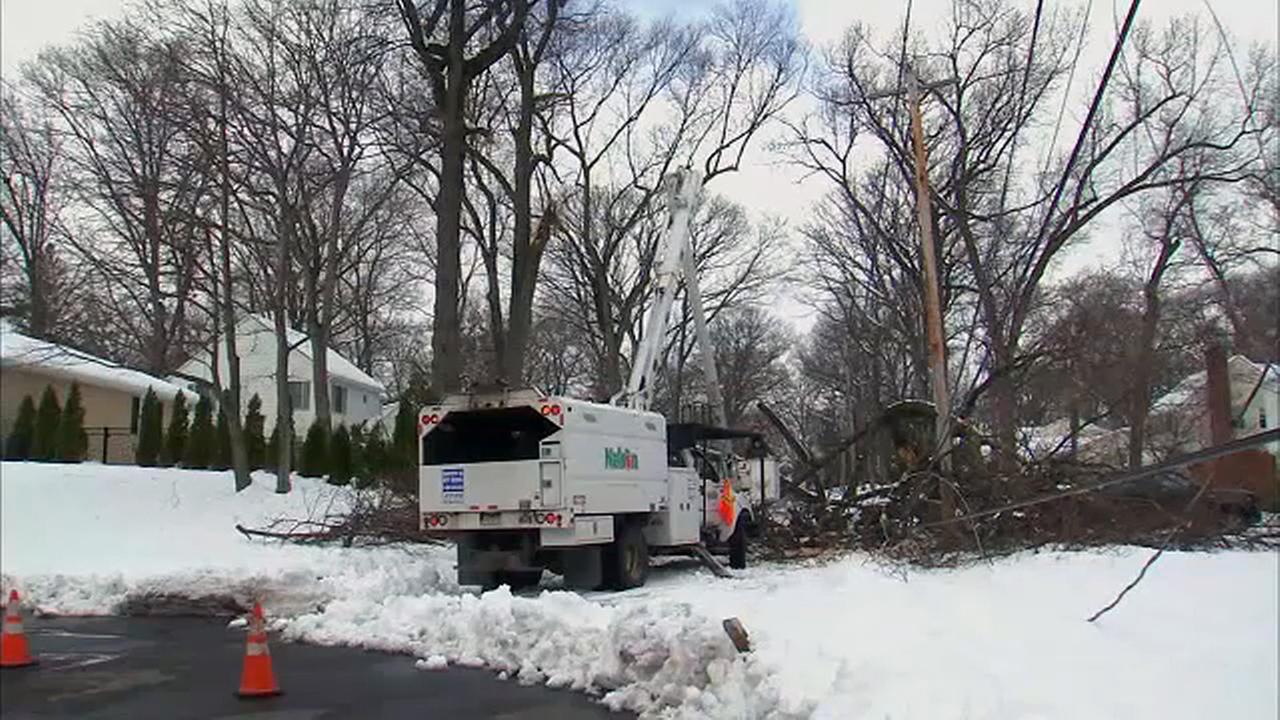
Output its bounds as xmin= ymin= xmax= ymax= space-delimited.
xmin=1034 ymin=0 xmax=1141 ymax=246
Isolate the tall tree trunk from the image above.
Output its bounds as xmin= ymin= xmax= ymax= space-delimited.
xmin=274 ymin=187 xmax=293 ymax=493
xmin=501 ymin=20 xmax=557 ymax=384
xmin=144 ymin=188 xmax=169 ymax=374
xmin=309 ymin=161 xmax=350 ymax=433
xmin=504 ymin=206 xmax=553 ymax=384
xmin=431 ymin=2 xmax=467 ymax=396
xmin=1127 ymin=238 xmax=1179 ymax=468
xmin=309 ymin=318 xmax=331 ymax=432
xmin=217 ymin=68 xmax=251 ymax=492
xmin=953 ymin=191 xmax=1017 ymax=466
xmin=503 ymin=63 xmax=536 ymax=384
xmin=26 ymin=258 xmax=50 ymax=338
xmin=305 ymin=259 xmax=331 ymax=434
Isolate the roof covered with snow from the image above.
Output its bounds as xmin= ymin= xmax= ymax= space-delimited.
xmin=0 ymin=321 xmax=185 ymax=400
xmin=1152 ymin=355 xmax=1278 ymax=413
xmin=255 ymin=315 xmax=384 ymax=393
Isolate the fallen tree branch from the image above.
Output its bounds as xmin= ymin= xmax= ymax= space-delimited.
xmin=235 ymin=523 xmax=334 ymax=542
xmin=1086 ymin=543 xmax=1170 ymax=623
xmin=926 ymin=429 xmax=1280 ymax=529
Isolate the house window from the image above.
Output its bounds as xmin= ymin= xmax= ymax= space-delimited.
xmin=332 ymin=384 xmax=348 ymax=414
xmin=130 ymin=397 xmax=141 ymax=433
xmin=288 ymin=381 xmax=311 ymax=411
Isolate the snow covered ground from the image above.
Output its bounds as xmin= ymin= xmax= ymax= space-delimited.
xmin=0 ymin=462 xmax=457 ymax=616
xmin=2 ymin=461 xmax=1277 ymax=719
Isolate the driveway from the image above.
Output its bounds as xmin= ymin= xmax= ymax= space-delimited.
xmin=0 ymin=616 xmax=627 ymax=719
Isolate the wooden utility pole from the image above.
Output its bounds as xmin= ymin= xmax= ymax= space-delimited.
xmin=905 ymin=69 xmax=951 ymax=471
xmin=870 ymin=67 xmax=956 ymax=518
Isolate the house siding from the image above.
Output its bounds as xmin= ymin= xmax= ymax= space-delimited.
xmin=0 ymin=366 xmax=173 ymax=463
xmin=175 ymin=317 xmax=383 ymax=438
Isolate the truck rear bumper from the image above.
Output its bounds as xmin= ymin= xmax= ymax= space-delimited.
xmin=422 ymin=508 xmax=573 ymax=531
xmin=425 ymin=511 xmax=617 ymax=548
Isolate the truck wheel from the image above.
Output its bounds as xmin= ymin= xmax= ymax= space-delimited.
xmin=494 ymin=570 xmax=542 ymax=591
xmin=728 ymin=518 xmax=748 ymax=570
xmin=605 ymin=521 xmax=649 ymax=590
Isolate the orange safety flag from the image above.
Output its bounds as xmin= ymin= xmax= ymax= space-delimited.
xmin=717 ymin=478 xmax=736 ymax=526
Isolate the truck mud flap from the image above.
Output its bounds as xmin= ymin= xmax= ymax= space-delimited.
xmin=560 ymin=546 xmax=603 ymax=590
xmin=456 ymin=533 xmax=538 ymax=586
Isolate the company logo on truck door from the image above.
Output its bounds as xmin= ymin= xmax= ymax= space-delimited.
xmin=604 ymin=447 xmax=639 ymax=470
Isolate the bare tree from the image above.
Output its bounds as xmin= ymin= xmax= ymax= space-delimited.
xmin=226 ymin=0 xmax=325 ymax=491
xmin=26 ymin=17 xmax=206 ymax=374
xmin=523 ymin=309 xmax=591 ymax=395
xmin=497 ymin=0 xmax=562 ymax=383
xmin=538 ymin=7 xmax=700 ymax=397
xmin=395 ymin=0 xmax=533 ymax=395
xmin=167 ymin=0 xmax=257 ymax=490
xmin=0 ymin=84 xmax=78 ymax=339
xmin=541 ymin=0 xmax=800 ymax=398
xmin=291 ymin=0 xmax=400 ymax=436
xmin=658 ymin=305 xmax=793 ymax=428
xmin=337 ymin=180 xmax=428 ymax=377
xmin=795 ymin=4 xmax=1268 ymax=464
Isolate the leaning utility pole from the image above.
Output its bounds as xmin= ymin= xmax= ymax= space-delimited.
xmin=905 ymin=68 xmax=951 ymax=468
xmin=868 ymin=66 xmax=956 ymax=517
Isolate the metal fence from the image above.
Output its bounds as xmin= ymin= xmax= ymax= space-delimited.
xmin=84 ymin=426 xmax=135 ymax=464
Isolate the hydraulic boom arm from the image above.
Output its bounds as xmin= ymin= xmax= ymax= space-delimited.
xmin=611 ymin=168 xmax=726 ymax=427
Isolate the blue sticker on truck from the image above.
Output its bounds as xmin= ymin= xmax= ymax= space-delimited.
xmin=441 ymin=468 xmax=464 ymax=504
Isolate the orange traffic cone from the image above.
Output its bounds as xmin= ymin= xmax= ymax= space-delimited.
xmin=237 ymin=602 xmax=281 ymax=698
xmin=1 ymin=589 xmax=37 ymax=668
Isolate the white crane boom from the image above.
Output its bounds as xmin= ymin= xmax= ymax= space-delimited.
xmin=611 ymin=168 xmax=727 ymax=427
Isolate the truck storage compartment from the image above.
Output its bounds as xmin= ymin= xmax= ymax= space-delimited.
xmin=422 ymin=407 xmax=558 ymax=465
xmin=420 ymin=407 xmax=562 ymax=512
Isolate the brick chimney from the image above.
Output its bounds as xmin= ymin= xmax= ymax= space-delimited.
xmin=1204 ymin=342 xmax=1232 ymax=446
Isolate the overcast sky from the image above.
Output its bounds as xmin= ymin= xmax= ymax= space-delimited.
xmin=2 ymin=0 xmax=1275 ymax=329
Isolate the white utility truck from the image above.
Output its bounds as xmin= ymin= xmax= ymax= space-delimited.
xmin=418 ymin=169 xmax=780 ymax=590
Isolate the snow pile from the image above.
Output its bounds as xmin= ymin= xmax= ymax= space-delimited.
xmin=282 ymin=586 xmax=804 ymax=718
xmin=274 ymin=545 xmax=1276 ymax=719
xmin=606 ymin=551 xmax=1280 ymax=720
xmin=0 ymin=462 xmax=456 ymax=615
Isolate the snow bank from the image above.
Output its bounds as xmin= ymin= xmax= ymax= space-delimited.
xmin=275 ymin=546 xmax=1277 ymax=719
xmin=282 ymin=586 xmax=801 ymax=718
xmin=606 ymin=550 xmax=1280 ymax=720
xmin=0 ymin=462 xmax=456 ymax=615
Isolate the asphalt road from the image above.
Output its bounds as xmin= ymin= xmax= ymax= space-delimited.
xmin=0 ymin=616 xmax=628 ymax=719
